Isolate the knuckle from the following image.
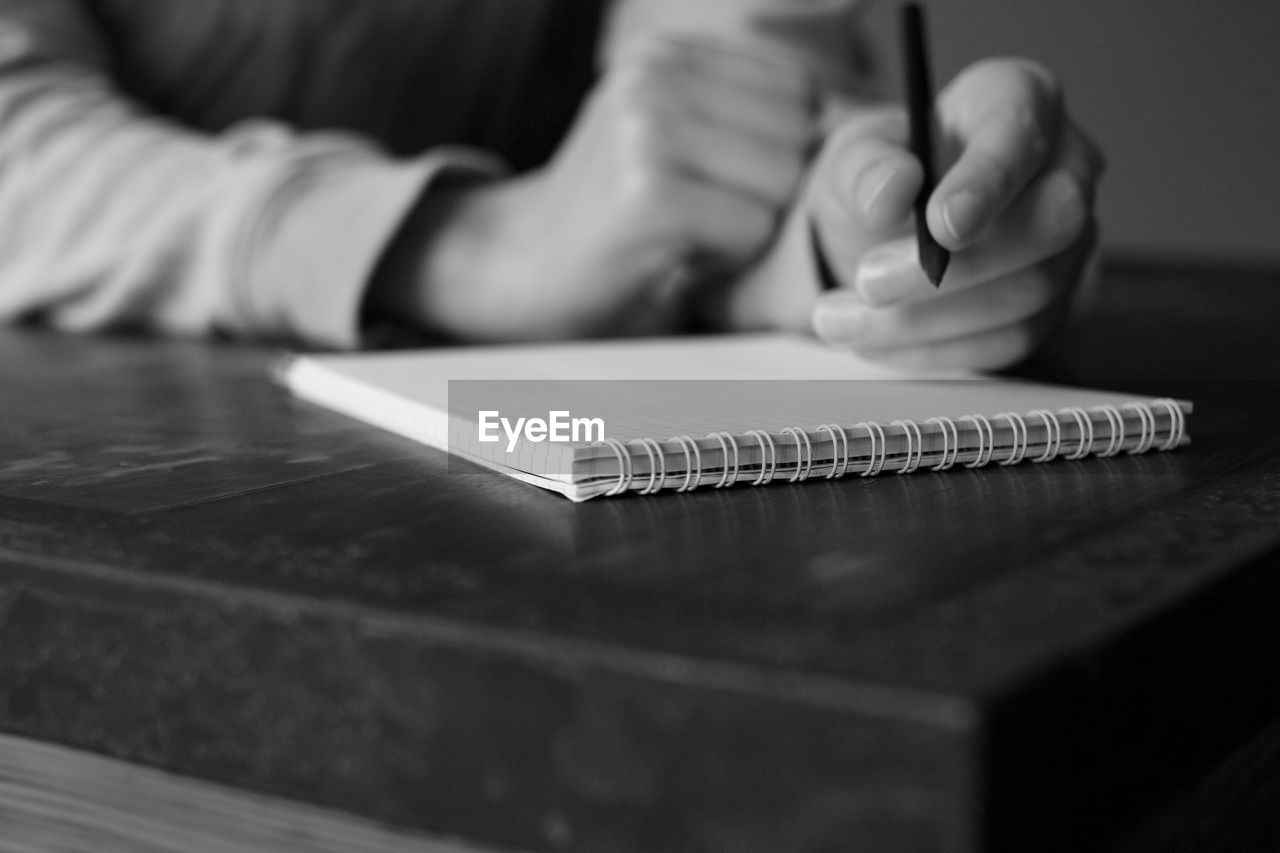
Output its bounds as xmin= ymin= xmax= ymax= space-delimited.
xmin=618 ymin=167 xmax=676 ymax=223
xmin=826 ymin=106 xmax=908 ymax=155
xmin=967 ymin=58 xmax=1064 ymax=159
xmin=1008 ymin=106 xmax=1051 ymax=164
xmin=609 ymin=48 xmax=695 ymax=108
xmin=967 ymin=148 xmax=1017 ymax=198
xmin=628 ymin=36 xmax=693 ymax=71
xmin=642 ymin=170 xmax=677 ymax=209
xmin=1008 ymin=57 xmax=1063 ymax=107
xmin=610 ymin=64 xmax=667 ymax=113
xmin=616 ymin=107 xmax=672 ymax=164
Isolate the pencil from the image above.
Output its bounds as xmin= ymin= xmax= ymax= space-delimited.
xmin=901 ymin=2 xmax=949 ymax=287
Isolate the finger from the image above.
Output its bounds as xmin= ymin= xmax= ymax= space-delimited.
xmin=669 ymin=64 xmax=817 ymax=151
xmin=808 ymin=108 xmax=923 ymax=280
xmin=660 ymin=176 xmax=777 ymax=267
xmin=614 ymin=35 xmax=815 ymax=117
xmin=608 ymin=37 xmax=815 ymax=172
xmin=1056 ymin=120 xmax=1107 ymax=206
xmin=813 ymin=265 xmax=1058 ymax=349
xmin=854 ymin=164 xmax=1090 ymax=307
xmin=826 ymin=219 xmax=1100 ymax=369
xmin=661 ymin=116 xmax=808 ymax=210
xmin=845 ymin=314 xmax=1051 ymax=372
xmin=668 ymin=36 xmax=816 ymax=106
xmin=928 ymin=59 xmax=1065 ymax=249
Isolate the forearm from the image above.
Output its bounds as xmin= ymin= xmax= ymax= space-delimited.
xmin=0 ymin=2 xmax=503 ymax=348
xmin=365 ymin=173 xmax=517 ymax=342
xmin=366 ymin=31 xmax=819 ymax=344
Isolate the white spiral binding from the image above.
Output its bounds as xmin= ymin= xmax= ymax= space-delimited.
xmin=992 ymin=412 xmax=1028 ymax=466
xmin=1153 ymin=398 xmax=1186 ymax=451
xmin=926 ymin=417 xmax=960 ymax=471
xmin=746 ymin=430 xmax=778 ymax=486
xmin=606 ymin=397 xmax=1186 ymax=496
xmin=891 ymin=419 xmax=925 ymax=474
xmin=1058 ymin=407 xmax=1093 ymax=460
xmin=1122 ymin=402 xmax=1157 ymax=455
xmin=707 ymin=431 xmax=740 ymax=488
xmin=1091 ymin=404 xmax=1126 ymax=458
xmin=780 ymin=427 xmax=814 ymax=483
xmin=959 ymin=414 xmax=994 ymax=468
xmin=672 ymin=435 xmax=702 ymax=493
xmin=816 ymin=423 xmax=850 ymax=479
xmin=632 ymin=437 xmax=666 ymax=495
xmin=1027 ymin=409 xmax=1061 ymax=462
xmin=856 ymin=421 xmax=888 ymax=476
xmin=603 ymin=438 xmax=632 ymax=496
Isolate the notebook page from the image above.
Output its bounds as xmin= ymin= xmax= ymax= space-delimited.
xmin=284 ymin=335 xmax=924 ymax=452
xmin=451 ymin=379 xmax=1160 ymax=445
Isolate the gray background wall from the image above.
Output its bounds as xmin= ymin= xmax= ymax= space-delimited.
xmin=861 ymin=1 xmax=1280 ymax=265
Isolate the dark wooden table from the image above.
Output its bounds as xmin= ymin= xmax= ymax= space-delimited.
xmin=2 ymin=259 xmax=1279 ymax=853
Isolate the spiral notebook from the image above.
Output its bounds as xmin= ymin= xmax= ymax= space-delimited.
xmin=279 ymin=334 xmax=1191 ymax=502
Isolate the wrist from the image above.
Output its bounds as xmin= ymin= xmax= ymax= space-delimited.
xmin=364 ymin=173 xmax=504 ymax=341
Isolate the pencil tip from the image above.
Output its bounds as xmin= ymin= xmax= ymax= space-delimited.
xmin=922 ymin=247 xmax=950 ymax=288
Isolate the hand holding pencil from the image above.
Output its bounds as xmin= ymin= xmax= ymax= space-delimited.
xmin=803 ymin=3 xmax=1106 ymax=371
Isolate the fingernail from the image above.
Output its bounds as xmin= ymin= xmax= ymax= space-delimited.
xmin=941 ymin=189 xmax=986 ymax=243
xmin=855 ymin=245 xmax=914 ymax=305
xmin=856 ymin=161 xmax=902 ymax=217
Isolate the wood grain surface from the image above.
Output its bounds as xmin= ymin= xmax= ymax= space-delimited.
xmin=1 ymin=260 xmax=1278 ymax=852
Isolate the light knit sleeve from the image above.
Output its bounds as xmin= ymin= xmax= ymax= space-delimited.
xmin=0 ymin=0 xmax=503 ymax=348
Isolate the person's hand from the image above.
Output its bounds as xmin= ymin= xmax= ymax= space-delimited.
xmin=371 ymin=36 xmax=816 ymax=341
xmin=808 ymin=59 xmax=1105 ymax=370
xmin=715 ymin=58 xmax=1104 ymax=370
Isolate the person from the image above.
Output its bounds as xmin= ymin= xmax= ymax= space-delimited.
xmin=0 ymin=0 xmax=1102 ymax=371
